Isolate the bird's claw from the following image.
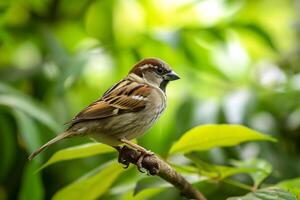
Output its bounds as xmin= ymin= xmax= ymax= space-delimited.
xmin=116 ymin=146 xmax=131 ymax=169
xmin=116 ymin=145 xmax=156 ymax=174
xmin=136 ymin=150 xmax=153 ymax=173
xmin=137 ymin=155 xmax=145 ymax=173
xmin=118 ymin=157 xmax=130 ymax=169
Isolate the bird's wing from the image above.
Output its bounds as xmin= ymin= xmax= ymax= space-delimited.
xmin=66 ymin=79 xmax=151 ymax=125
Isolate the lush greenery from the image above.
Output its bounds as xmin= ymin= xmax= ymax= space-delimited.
xmin=0 ymin=0 xmax=300 ymax=199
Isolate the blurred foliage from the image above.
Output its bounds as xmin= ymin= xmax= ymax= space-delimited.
xmin=227 ymin=188 xmax=297 ymax=200
xmin=0 ymin=0 xmax=300 ymax=199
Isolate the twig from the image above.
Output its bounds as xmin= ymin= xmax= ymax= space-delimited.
xmin=116 ymin=146 xmax=207 ymax=200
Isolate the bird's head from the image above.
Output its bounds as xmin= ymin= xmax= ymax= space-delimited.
xmin=129 ymin=58 xmax=180 ymax=91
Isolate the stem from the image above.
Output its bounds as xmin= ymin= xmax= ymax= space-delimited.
xmin=222 ymin=178 xmax=253 ymax=191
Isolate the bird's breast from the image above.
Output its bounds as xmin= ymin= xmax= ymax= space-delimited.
xmin=143 ymin=88 xmax=166 ymax=126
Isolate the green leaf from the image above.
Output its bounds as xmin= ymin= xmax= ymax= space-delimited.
xmin=121 ymin=188 xmax=165 ymax=200
xmin=135 ymin=188 xmax=165 ymax=200
xmin=186 ymin=155 xmax=261 ymax=181
xmin=13 ymin=110 xmax=42 ymax=153
xmin=0 ymin=114 xmax=16 ymax=181
xmin=53 ymin=161 xmax=123 ymax=200
xmin=231 ymin=159 xmax=272 ymax=188
xmin=172 ymin=164 xmax=199 ymax=174
xmin=227 ymin=187 xmax=297 ymax=200
xmin=0 ymin=94 xmax=60 ymax=132
xmin=169 ymin=124 xmax=276 ymax=154
xmin=18 ymin=162 xmax=44 ymax=200
xmin=134 ymin=177 xmax=167 ymax=196
xmin=40 ymin=143 xmax=115 ymax=169
xmin=0 ymin=82 xmax=60 ymax=132
xmin=277 ymin=177 xmax=300 ymax=199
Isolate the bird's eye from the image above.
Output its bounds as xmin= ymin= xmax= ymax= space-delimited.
xmin=156 ymin=67 xmax=164 ymax=74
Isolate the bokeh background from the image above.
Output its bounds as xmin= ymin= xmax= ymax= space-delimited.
xmin=0 ymin=0 xmax=300 ymax=199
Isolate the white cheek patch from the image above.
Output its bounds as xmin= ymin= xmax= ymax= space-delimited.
xmin=132 ymin=95 xmax=147 ymax=100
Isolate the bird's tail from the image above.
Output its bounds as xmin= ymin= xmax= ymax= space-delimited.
xmin=28 ymin=131 xmax=73 ymax=160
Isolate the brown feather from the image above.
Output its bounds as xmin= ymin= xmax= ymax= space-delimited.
xmin=66 ymin=80 xmax=152 ymax=126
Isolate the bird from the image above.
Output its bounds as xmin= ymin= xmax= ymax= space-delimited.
xmin=28 ymin=58 xmax=180 ymax=168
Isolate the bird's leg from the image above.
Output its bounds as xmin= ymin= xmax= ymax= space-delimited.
xmin=120 ymin=138 xmax=154 ymax=172
xmin=120 ymin=138 xmax=150 ymax=153
xmin=114 ymin=146 xmax=130 ymax=169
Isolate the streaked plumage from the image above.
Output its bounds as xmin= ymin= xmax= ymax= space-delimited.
xmin=28 ymin=58 xmax=179 ymax=160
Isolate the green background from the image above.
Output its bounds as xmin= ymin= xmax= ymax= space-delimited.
xmin=0 ymin=0 xmax=299 ymax=199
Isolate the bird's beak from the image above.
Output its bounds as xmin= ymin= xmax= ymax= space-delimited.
xmin=164 ymin=71 xmax=180 ymax=81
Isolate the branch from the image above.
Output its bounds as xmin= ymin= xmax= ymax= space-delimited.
xmin=116 ymin=146 xmax=207 ymax=200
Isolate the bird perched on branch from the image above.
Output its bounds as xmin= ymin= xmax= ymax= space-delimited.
xmin=28 ymin=58 xmax=180 ymax=168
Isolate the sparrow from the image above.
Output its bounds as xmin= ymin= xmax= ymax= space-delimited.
xmin=28 ymin=58 xmax=180 ymax=168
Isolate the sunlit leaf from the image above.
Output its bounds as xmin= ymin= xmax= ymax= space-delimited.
xmin=40 ymin=143 xmax=115 ymax=169
xmin=231 ymin=159 xmax=272 ymax=188
xmin=277 ymin=177 xmax=300 ymax=199
xmin=53 ymin=161 xmax=123 ymax=200
xmin=18 ymin=162 xmax=44 ymax=200
xmin=169 ymin=124 xmax=276 ymax=154
xmin=227 ymin=187 xmax=296 ymax=200
xmin=186 ymin=155 xmax=262 ymax=181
